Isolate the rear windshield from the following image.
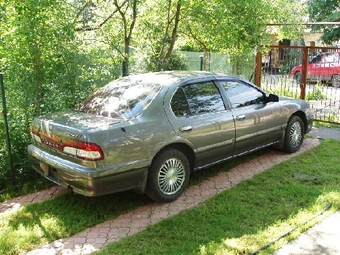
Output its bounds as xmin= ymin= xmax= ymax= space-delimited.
xmin=79 ymin=78 xmax=161 ymax=119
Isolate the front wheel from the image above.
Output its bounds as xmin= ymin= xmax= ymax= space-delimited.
xmin=282 ymin=115 xmax=304 ymax=153
xmin=294 ymin=72 xmax=301 ymax=84
xmin=146 ymin=149 xmax=190 ymax=203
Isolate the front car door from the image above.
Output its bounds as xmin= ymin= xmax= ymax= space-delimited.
xmin=166 ymin=80 xmax=236 ymax=169
xmin=308 ymin=54 xmax=322 ymax=80
xmin=218 ymin=79 xmax=284 ymax=155
xmin=320 ymin=53 xmax=335 ymax=81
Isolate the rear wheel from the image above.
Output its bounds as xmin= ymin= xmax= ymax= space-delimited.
xmin=331 ymin=74 xmax=340 ymax=88
xmin=146 ymin=149 xmax=190 ymax=203
xmin=282 ymin=116 xmax=304 ymax=153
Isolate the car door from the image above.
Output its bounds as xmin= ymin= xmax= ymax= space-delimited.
xmin=218 ymin=79 xmax=284 ymax=154
xmin=308 ymin=54 xmax=322 ymax=80
xmin=326 ymin=52 xmax=340 ymax=81
xmin=320 ymin=53 xmax=335 ymax=80
xmin=332 ymin=53 xmax=340 ymax=78
xmin=167 ymin=80 xmax=236 ymax=169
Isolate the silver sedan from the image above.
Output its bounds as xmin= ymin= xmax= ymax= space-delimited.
xmin=28 ymin=71 xmax=313 ymax=202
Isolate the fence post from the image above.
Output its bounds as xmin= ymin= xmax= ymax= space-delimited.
xmin=0 ymin=73 xmax=14 ymax=179
xmin=300 ymin=47 xmax=308 ymax=100
xmin=204 ymin=51 xmax=211 ymax=71
xmin=255 ymin=51 xmax=262 ymax=87
xmin=199 ymin=56 xmax=204 ymax=71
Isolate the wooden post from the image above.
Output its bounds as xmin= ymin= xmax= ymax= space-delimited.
xmin=255 ymin=51 xmax=262 ymax=87
xmin=300 ymin=47 xmax=308 ymax=100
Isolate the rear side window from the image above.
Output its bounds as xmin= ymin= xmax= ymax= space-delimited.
xmin=79 ymin=80 xmax=161 ymax=119
xmin=171 ymin=81 xmax=225 ymax=117
xmin=171 ymin=88 xmax=190 ymax=117
xmin=323 ymin=53 xmax=340 ymax=63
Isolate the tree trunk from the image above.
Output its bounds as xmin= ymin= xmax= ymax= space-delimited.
xmin=164 ymin=0 xmax=181 ymax=60
xmin=34 ymin=54 xmax=42 ymax=116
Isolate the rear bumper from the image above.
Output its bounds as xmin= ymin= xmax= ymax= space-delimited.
xmin=28 ymin=144 xmax=149 ymax=196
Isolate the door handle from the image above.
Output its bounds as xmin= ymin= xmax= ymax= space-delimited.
xmin=236 ymin=114 xmax=246 ymax=121
xmin=179 ymin=126 xmax=193 ymax=132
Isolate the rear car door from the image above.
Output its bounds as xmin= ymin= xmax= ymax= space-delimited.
xmin=325 ymin=52 xmax=340 ymax=80
xmin=320 ymin=53 xmax=335 ymax=80
xmin=167 ymin=80 xmax=236 ymax=168
xmin=218 ymin=79 xmax=284 ymax=154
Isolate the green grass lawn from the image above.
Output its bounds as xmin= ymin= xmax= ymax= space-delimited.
xmin=96 ymin=139 xmax=340 ymax=255
xmin=1 ymin=139 xmax=340 ymax=255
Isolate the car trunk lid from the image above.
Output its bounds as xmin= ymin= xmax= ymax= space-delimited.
xmin=30 ymin=110 xmax=124 ymax=160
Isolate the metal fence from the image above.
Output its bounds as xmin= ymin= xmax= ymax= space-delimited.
xmin=183 ymin=47 xmax=340 ymax=126
xmin=256 ymin=46 xmax=340 ymax=125
xmin=181 ymin=51 xmax=255 ymax=80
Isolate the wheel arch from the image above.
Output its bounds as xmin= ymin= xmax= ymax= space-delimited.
xmin=291 ymin=111 xmax=308 ymax=134
xmin=152 ymin=143 xmax=196 ymax=173
xmin=293 ymin=70 xmax=301 ymax=78
xmin=134 ymin=142 xmax=195 ymax=196
xmin=331 ymin=74 xmax=340 ymax=88
xmin=275 ymin=111 xmax=307 ymax=149
xmin=331 ymin=73 xmax=340 ymax=80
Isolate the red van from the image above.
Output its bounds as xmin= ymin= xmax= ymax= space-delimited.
xmin=291 ymin=51 xmax=340 ymax=88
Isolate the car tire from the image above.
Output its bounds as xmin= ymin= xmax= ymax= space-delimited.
xmin=282 ymin=115 xmax=304 ymax=153
xmin=146 ymin=148 xmax=190 ymax=203
xmin=331 ymin=74 xmax=340 ymax=88
xmin=294 ymin=72 xmax=301 ymax=84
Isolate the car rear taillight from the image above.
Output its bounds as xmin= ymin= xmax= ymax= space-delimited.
xmin=63 ymin=142 xmax=104 ymax=161
xmin=30 ymin=127 xmax=104 ymax=161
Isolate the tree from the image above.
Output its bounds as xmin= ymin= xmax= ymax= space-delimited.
xmin=308 ymin=0 xmax=340 ymax=44
xmin=134 ymin=0 xmax=185 ymax=71
xmin=74 ymin=0 xmax=139 ymax=76
xmin=0 ymin=0 xmax=86 ymax=181
xmin=0 ymin=0 xmax=311 ymax=186
xmin=1 ymin=0 xmax=81 ymax=115
xmin=181 ymin=0 xmax=306 ymax=52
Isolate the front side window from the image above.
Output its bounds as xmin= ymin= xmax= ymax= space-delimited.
xmin=310 ymin=54 xmax=322 ymax=63
xmin=171 ymin=81 xmax=225 ymax=117
xmin=221 ymin=81 xmax=265 ymax=109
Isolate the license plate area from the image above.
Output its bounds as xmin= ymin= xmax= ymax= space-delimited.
xmin=39 ymin=162 xmax=50 ymax=176
xmin=39 ymin=163 xmax=61 ymax=184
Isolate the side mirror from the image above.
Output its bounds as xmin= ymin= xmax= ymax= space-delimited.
xmin=266 ymin=94 xmax=279 ymax=103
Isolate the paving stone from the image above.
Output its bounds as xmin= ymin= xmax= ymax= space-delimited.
xmin=0 ymin=186 xmax=69 ymax=214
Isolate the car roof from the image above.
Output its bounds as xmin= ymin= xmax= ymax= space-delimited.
xmin=119 ymin=71 xmax=239 ymax=87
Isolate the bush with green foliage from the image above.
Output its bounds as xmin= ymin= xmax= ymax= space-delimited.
xmin=132 ymin=51 xmax=188 ymax=73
